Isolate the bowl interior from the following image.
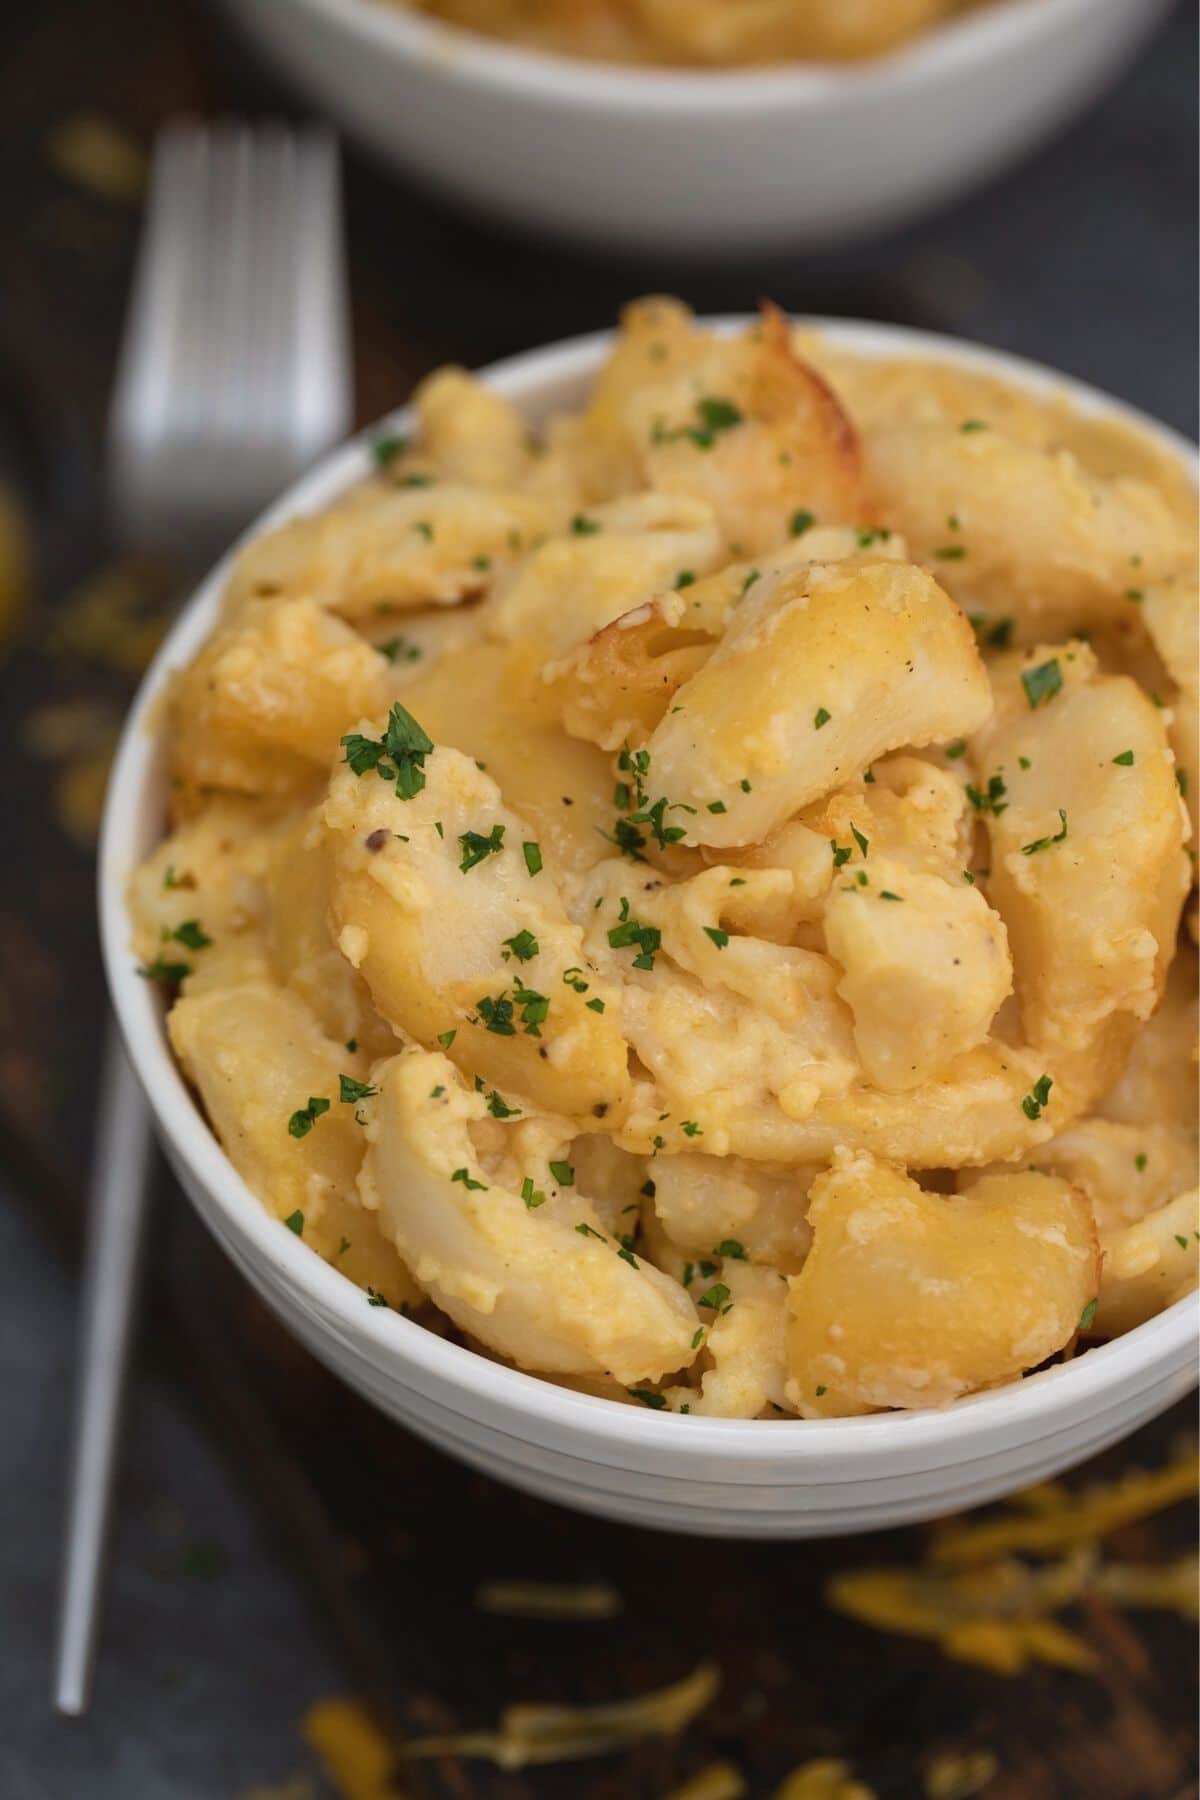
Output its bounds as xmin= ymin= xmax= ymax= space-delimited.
xmin=99 ymin=315 xmax=1199 ymax=1456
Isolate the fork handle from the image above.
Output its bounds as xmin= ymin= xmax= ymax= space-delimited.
xmin=53 ymin=1020 xmax=154 ymax=1715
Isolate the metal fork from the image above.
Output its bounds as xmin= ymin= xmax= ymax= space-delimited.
xmin=54 ymin=121 xmax=351 ymax=1716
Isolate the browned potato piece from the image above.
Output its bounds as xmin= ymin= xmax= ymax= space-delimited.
xmin=578 ymin=299 xmax=865 ymax=553
xmin=168 ymin=597 xmax=392 ymax=804
xmin=971 ymin=643 xmax=1190 ymax=1106
xmin=324 ymin=739 xmax=631 ymax=1122
xmin=786 ymin=1153 xmax=1099 ymax=1418
xmin=631 ymin=0 xmax=956 ymax=62
xmin=644 ymin=558 xmax=991 ymax=848
xmin=551 ymin=527 xmax=907 ymax=752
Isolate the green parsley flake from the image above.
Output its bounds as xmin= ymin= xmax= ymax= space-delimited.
xmin=487 ymin=1088 xmax=521 ymax=1119
xmin=571 ymin=513 xmax=601 ymax=535
xmin=1135 ymin=1152 xmax=1148 ymax=1171
xmin=966 ymin=773 xmax=1008 ymax=816
xmin=674 ymin=570 xmax=695 ymax=589
xmin=714 ymin=1239 xmax=747 ymax=1260
xmin=656 ymin=395 xmax=744 ymax=450
xmin=608 ymin=899 xmax=661 ymax=971
xmin=814 ymin=707 xmax=831 ymax=730
xmin=288 ymin=1096 xmax=330 ymax=1139
xmin=338 ymin=1074 xmax=378 ymax=1105
xmin=371 ymin=433 xmax=405 ymax=467
xmin=704 ymin=926 xmax=729 ymax=950
xmin=138 ymin=957 xmax=191 ymax=985
xmin=1113 ymin=749 xmax=1135 ymax=766
xmin=522 ymin=841 xmax=543 ymax=876
xmin=1021 ymin=658 xmax=1063 ymax=710
xmin=697 ymin=1282 xmax=732 ymax=1313
xmin=576 ymin=1222 xmax=607 ymax=1243
xmin=879 ymin=891 xmax=903 ymax=902
xmin=628 ymin=1388 xmax=667 ymax=1409
xmin=1078 ymin=1298 xmax=1098 ymax=1331
xmin=341 ymin=701 xmax=433 ymax=800
xmin=681 ymin=1120 xmax=702 ymax=1137
xmin=945 ymin=739 xmax=967 ymax=760
xmin=459 ymin=824 xmax=505 ymax=872
xmin=549 ymin=1161 xmax=575 ymax=1186
xmin=934 ymin=545 xmax=967 ymax=561
xmin=521 ymin=1177 xmax=547 ymax=1209
xmin=436 ymin=1028 xmax=457 ymax=1049
xmin=378 ymin=636 xmax=422 ymax=664
xmin=1022 ymin=1074 xmax=1053 ymax=1121
xmin=707 ymin=800 xmax=727 ymax=814
xmin=851 ymin=824 xmax=869 ymax=858
xmin=284 ymin=1210 xmax=304 ymax=1235
xmin=451 ymin=1168 xmax=488 ymax=1191
xmin=789 ymin=509 xmax=815 ymax=538
xmin=502 ymin=929 xmax=539 ymax=962
xmin=960 ymin=419 xmax=988 ymax=432
xmin=171 ymin=919 xmax=211 ymax=950
xmin=1021 ymin=810 xmax=1068 ymax=856
xmin=831 ymin=841 xmax=852 ymax=868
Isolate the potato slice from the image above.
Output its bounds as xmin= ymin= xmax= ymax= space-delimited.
xmin=665 ymin=1263 xmax=792 ymax=1419
xmin=578 ymin=298 xmax=864 ymax=554
xmin=412 ymin=365 xmax=534 ymax=491
xmin=168 ymin=597 xmax=392 ymax=803
xmin=482 ymin=490 xmax=721 ymax=662
xmin=864 ymin=419 xmax=1193 ymax=638
xmin=644 ymin=558 xmax=991 ymax=848
xmin=324 ymin=735 xmax=630 ymax=1121
xmin=1142 ymin=578 xmax=1198 ymax=847
xmin=224 ymin=479 xmax=547 ymax=621
xmin=785 ymin=1152 xmax=1099 ymax=1417
xmin=649 ymin=1153 xmax=816 ymax=1274
xmin=359 ymin=1049 xmax=697 ymax=1383
xmin=824 ymin=857 xmax=1012 ymax=1092
xmin=971 ymin=644 xmax=1190 ymax=1103
xmin=550 ymin=528 xmax=907 ymax=753
xmin=1095 ymin=1188 xmax=1199 ymax=1336
xmin=169 ymin=979 xmax=419 ymax=1306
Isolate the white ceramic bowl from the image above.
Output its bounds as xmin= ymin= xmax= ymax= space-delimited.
xmin=228 ymin=0 xmax=1171 ymax=255
xmin=100 ymin=319 xmax=1198 ymax=1538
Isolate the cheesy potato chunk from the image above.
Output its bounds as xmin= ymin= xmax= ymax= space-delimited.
xmin=135 ymin=299 xmax=1197 ymax=1414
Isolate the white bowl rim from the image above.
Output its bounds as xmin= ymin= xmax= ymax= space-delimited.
xmin=100 ymin=313 xmax=1199 ymax=1464
xmin=277 ymin=0 xmax=1126 ymax=109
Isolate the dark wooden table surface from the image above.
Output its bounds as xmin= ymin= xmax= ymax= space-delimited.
xmin=1 ymin=1 xmax=1196 ymax=1796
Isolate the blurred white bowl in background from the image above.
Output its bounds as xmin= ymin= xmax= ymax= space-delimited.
xmin=100 ymin=318 xmax=1198 ymax=1538
xmin=227 ymin=0 xmax=1172 ymax=255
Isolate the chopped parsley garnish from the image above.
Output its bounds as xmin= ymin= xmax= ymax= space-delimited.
xmin=789 ymin=509 xmax=815 ymax=537
xmin=966 ymin=773 xmax=1008 ymax=816
xmin=681 ymin=1120 xmax=702 ymax=1137
xmin=400 ymin=472 xmax=434 ymax=488
xmin=549 ymin=1161 xmax=575 ymax=1186
xmin=502 ymin=929 xmax=539 ymax=962
xmin=459 ymin=824 xmax=505 ymax=872
xmin=707 ymin=800 xmax=727 ymax=814
xmin=741 ymin=568 xmax=761 ymax=596
xmin=451 ymin=1168 xmax=488 ymax=1191
xmin=378 ymin=636 xmax=422 ymax=664
xmin=171 ymin=920 xmax=211 ymax=950
xmin=371 ymin=433 xmax=405 ymax=467
xmin=338 ymin=1074 xmax=378 ymax=1105
xmin=486 ymin=1088 xmax=521 ymax=1119
xmin=576 ymin=1222 xmax=607 ymax=1243
xmin=945 ymin=739 xmax=967 ymax=760
xmin=1135 ymin=1152 xmax=1148 ymax=1171
xmin=1022 ymin=1074 xmax=1053 ymax=1121
xmin=641 ymin=1179 xmax=656 ymax=1198
xmin=476 ymin=995 xmax=515 ymax=1036
xmin=337 ymin=1237 xmax=351 ymax=1257
xmin=934 ymin=545 xmax=967 ymax=561
xmin=691 ymin=1328 xmax=705 ymax=1350
xmin=341 ymin=701 xmax=433 ymax=800
xmin=855 ymin=527 xmax=890 ymax=548
xmin=1078 ymin=1299 xmax=1098 ymax=1331
xmin=163 ymin=865 xmax=181 ymax=889
xmin=288 ymin=1096 xmax=330 ymax=1139
xmin=608 ymin=898 xmax=661 ymax=971
xmin=879 ymin=890 xmax=903 ymax=902
xmin=521 ymin=1177 xmax=546 ymax=1209
xmin=1021 ymin=658 xmax=1063 ymax=710
xmin=697 ymin=1282 xmax=732 ymax=1313
xmin=960 ymin=419 xmax=988 ymax=432
xmin=1178 ymin=769 xmax=1189 ymax=797
xmin=522 ymin=841 xmax=543 ymax=876
xmin=851 ymin=824 xmax=869 ymax=858
xmin=813 ymin=707 xmax=831 ymax=730
xmin=1125 ymin=587 xmax=1144 ymax=602
xmin=411 ymin=520 xmax=433 ymax=542
xmin=969 ymin=614 xmax=1014 ymax=649
xmin=571 ymin=513 xmax=601 ymax=535
xmin=345 ymin=1038 xmax=357 ymax=1053
xmin=365 ymin=1287 xmax=390 ymax=1307
xmin=1175 ymin=1234 xmax=1189 ymax=1250
xmin=138 ymin=956 xmax=191 ymax=985
xmin=831 ymin=840 xmax=852 ymax=868
xmin=740 ymin=778 xmax=752 ymax=793
xmin=437 ymin=1029 xmax=457 ymax=1049
xmin=284 ymin=1210 xmax=304 ymax=1235
xmin=586 ymin=997 xmax=606 ymax=1012
xmin=628 ymin=1388 xmax=667 ymax=1409
xmin=513 ymin=982 xmax=549 ymax=1034
xmin=1021 ymin=810 xmax=1068 ymax=855
xmin=714 ymin=1239 xmax=746 ymax=1260
xmin=704 ymin=927 xmax=729 ymax=950
xmin=1112 ymin=749 xmax=1134 ymax=766
xmin=655 ymin=395 xmax=744 ymax=450
xmin=674 ymin=570 xmax=695 ymax=590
